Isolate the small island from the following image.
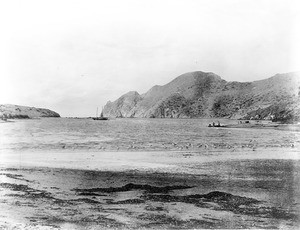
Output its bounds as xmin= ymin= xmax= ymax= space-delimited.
xmin=0 ymin=104 xmax=60 ymax=121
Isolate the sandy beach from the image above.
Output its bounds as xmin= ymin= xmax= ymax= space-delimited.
xmin=0 ymin=148 xmax=299 ymax=229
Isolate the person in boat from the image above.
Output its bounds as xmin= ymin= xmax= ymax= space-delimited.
xmin=2 ymin=114 xmax=7 ymax=121
xmin=209 ymin=121 xmax=221 ymax=127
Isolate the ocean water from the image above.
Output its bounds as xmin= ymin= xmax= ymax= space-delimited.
xmin=0 ymin=117 xmax=299 ymax=153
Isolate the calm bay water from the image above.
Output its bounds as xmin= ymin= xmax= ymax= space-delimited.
xmin=0 ymin=117 xmax=299 ymax=153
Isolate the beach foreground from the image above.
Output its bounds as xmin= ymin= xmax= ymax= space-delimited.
xmin=0 ymin=149 xmax=299 ymax=229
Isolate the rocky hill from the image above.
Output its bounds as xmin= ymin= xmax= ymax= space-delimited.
xmin=103 ymin=71 xmax=300 ymax=123
xmin=0 ymin=104 xmax=60 ymax=119
xmin=104 ymin=91 xmax=142 ymax=118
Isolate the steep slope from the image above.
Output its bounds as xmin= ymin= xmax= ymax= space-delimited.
xmin=0 ymin=104 xmax=60 ymax=119
xmin=210 ymin=72 xmax=300 ymax=121
xmin=103 ymin=71 xmax=300 ymax=122
xmin=104 ymin=91 xmax=142 ymax=118
xmin=240 ymin=73 xmax=300 ymax=122
xmin=135 ymin=72 xmax=225 ymax=117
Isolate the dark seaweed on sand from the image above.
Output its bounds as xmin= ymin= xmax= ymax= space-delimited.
xmin=0 ymin=183 xmax=64 ymax=202
xmin=73 ymin=183 xmax=193 ymax=195
xmin=142 ymin=191 xmax=260 ymax=206
xmin=142 ymin=191 xmax=297 ymax=220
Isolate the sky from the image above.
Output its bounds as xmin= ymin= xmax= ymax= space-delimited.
xmin=0 ymin=0 xmax=299 ymax=117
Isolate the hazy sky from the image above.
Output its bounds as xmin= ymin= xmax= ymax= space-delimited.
xmin=0 ymin=0 xmax=299 ymax=117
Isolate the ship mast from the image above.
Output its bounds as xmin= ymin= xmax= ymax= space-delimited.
xmin=101 ymin=107 xmax=104 ymax=118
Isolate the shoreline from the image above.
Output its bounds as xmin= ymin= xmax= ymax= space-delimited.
xmin=0 ymin=149 xmax=299 ymax=229
xmin=1 ymin=148 xmax=299 ymax=173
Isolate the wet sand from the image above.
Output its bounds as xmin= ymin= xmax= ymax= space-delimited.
xmin=0 ymin=149 xmax=299 ymax=229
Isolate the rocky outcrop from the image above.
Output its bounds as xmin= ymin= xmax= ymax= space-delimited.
xmin=0 ymin=104 xmax=60 ymax=119
xmin=241 ymin=101 xmax=300 ymax=123
xmin=104 ymin=71 xmax=300 ymax=123
xmin=104 ymin=91 xmax=142 ymax=118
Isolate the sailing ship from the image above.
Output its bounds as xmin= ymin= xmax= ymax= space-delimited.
xmin=93 ymin=107 xmax=108 ymax=120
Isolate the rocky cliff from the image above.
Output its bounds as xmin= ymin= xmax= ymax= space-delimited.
xmin=0 ymin=104 xmax=60 ymax=119
xmin=104 ymin=71 xmax=300 ymax=123
xmin=104 ymin=91 xmax=142 ymax=118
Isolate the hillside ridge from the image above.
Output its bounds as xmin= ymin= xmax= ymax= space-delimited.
xmin=0 ymin=104 xmax=60 ymax=119
xmin=103 ymin=71 xmax=300 ymax=123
